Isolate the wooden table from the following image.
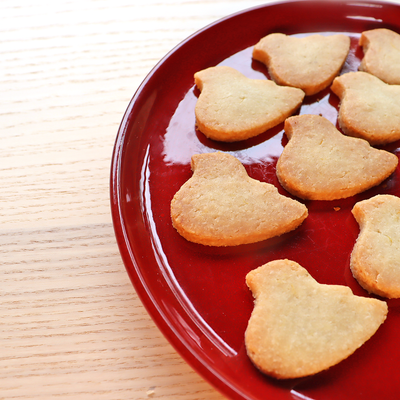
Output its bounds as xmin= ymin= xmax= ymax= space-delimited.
xmin=1 ymin=1 xmax=271 ymax=399
xmin=2 ymin=1 xmax=400 ymax=399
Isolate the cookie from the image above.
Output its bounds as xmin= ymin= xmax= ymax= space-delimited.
xmin=351 ymin=195 xmax=400 ymax=298
xmin=170 ymin=152 xmax=308 ymax=246
xmin=245 ymin=259 xmax=388 ymax=379
xmin=331 ymin=71 xmax=400 ymax=145
xmin=276 ymin=115 xmax=398 ymax=200
xmin=194 ymin=66 xmax=304 ymax=142
xmin=253 ymin=33 xmax=350 ymax=96
xmin=359 ymin=28 xmax=400 ymax=85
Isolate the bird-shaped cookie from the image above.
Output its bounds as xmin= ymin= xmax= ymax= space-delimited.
xmin=359 ymin=28 xmax=400 ymax=85
xmin=253 ymin=33 xmax=350 ymax=95
xmin=351 ymin=195 xmax=400 ymax=298
xmin=245 ymin=259 xmax=388 ymax=379
xmin=276 ymin=114 xmax=398 ymax=200
xmin=171 ymin=152 xmax=308 ymax=246
xmin=194 ymin=66 xmax=304 ymax=142
xmin=331 ymin=71 xmax=400 ymax=145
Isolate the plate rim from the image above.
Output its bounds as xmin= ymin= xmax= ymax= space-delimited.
xmin=110 ymin=1 xmax=400 ymax=399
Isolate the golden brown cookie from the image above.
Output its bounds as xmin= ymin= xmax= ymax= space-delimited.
xmin=194 ymin=66 xmax=304 ymax=142
xmin=276 ymin=115 xmax=398 ymax=200
xmin=359 ymin=28 xmax=400 ymax=85
xmin=351 ymin=195 xmax=400 ymax=298
xmin=171 ymin=152 xmax=308 ymax=246
xmin=331 ymin=71 xmax=400 ymax=145
xmin=253 ymin=33 xmax=350 ymax=95
xmin=245 ymin=259 xmax=388 ymax=379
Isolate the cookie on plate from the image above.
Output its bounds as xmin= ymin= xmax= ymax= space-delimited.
xmin=170 ymin=152 xmax=308 ymax=246
xmin=245 ymin=259 xmax=388 ymax=379
xmin=331 ymin=71 xmax=400 ymax=145
xmin=351 ymin=195 xmax=400 ymax=298
xmin=359 ymin=28 xmax=400 ymax=85
xmin=276 ymin=114 xmax=398 ymax=200
xmin=253 ymin=33 xmax=350 ymax=95
xmin=194 ymin=66 xmax=304 ymax=142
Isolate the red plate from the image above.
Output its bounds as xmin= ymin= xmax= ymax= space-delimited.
xmin=110 ymin=1 xmax=400 ymax=399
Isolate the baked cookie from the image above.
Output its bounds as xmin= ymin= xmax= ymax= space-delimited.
xmin=170 ymin=152 xmax=308 ymax=246
xmin=253 ymin=33 xmax=350 ymax=95
xmin=194 ymin=66 xmax=304 ymax=142
xmin=359 ymin=28 xmax=400 ymax=85
xmin=331 ymin=71 xmax=400 ymax=145
xmin=276 ymin=115 xmax=398 ymax=200
xmin=351 ymin=195 xmax=400 ymax=298
xmin=245 ymin=259 xmax=388 ymax=379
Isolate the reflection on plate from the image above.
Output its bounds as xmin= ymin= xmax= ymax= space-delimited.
xmin=111 ymin=1 xmax=400 ymax=399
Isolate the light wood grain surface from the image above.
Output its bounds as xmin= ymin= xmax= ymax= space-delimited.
xmin=2 ymin=1 xmax=400 ymax=399
xmin=1 ymin=1 xmax=272 ymax=399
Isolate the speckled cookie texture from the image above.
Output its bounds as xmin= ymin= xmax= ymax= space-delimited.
xmin=276 ymin=114 xmax=398 ymax=200
xmin=194 ymin=66 xmax=304 ymax=142
xmin=170 ymin=152 xmax=308 ymax=246
xmin=245 ymin=259 xmax=388 ymax=379
xmin=351 ymin=195 xmax=400 ymax=299
xmin=331 ymin=71 xmax=400 ymax=145
xmin=253 ymin=33 xmax=350 ymax=95
xmin=359 ymin=28 xmax=400 ymax=85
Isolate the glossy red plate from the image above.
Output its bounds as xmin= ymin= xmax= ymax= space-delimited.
xmin=110 ymin=1 xmax=400 ymax=399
